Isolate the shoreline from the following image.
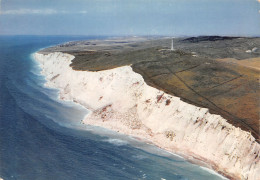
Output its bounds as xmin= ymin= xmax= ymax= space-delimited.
xmin=81 ymin=103 xmax=228 ymax=179
xmin=34 ymin=51 xmax=260 ymax=180
xmin=82 ymin=107 xmax=228 ymax=179
xmin=32 ymin=51 xmax=228 ymax=179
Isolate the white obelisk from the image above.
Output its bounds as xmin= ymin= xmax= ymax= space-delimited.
xmin=171 ymin=38 xmax=174 ymax=51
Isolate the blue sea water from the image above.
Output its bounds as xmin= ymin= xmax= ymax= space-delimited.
xmin=0 ymin=36 xmax=226 ymax=180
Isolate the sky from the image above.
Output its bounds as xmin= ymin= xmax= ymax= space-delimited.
xmin=0 ymin=0 xmax=259 ymax=36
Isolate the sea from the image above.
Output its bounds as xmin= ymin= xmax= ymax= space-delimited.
xmin=0 ymin=36 xmax=227 ymax=180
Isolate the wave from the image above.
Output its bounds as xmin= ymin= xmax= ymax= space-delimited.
xmin=103 ymin=138 xmax=128 ymax=146
xmin=199 ymin=167 xmax=228 ymax=180
xmin=131 ymin=154 xmax=147 ymax=160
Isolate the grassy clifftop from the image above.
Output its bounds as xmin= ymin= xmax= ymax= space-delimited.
xmin=40 ymin=36 xmax=260 ymax=141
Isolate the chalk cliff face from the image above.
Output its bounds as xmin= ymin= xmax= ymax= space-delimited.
xmin=34 ymin=52 xmax=260 ymax=180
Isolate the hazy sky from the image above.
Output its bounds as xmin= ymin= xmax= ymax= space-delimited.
xmin=0 ymin=0 xmax=259 ymax=36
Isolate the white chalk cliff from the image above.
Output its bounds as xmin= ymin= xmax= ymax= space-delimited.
xmin=34 ymin=52 xmax=260 ymax=180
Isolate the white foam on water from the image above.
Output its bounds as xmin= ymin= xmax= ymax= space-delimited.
xmin=199 ymin=166 xmax=228 ymax=180
xmin=131 ymin=154 xmax=147 ymax=160
xmin=103 ymin=138 xmax=128 ymax=146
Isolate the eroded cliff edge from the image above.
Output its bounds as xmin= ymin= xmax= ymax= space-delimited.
xmin=40 ymin=36 xmax=260 ymax=142
xmin=36 ymin=36 xmax=260 ymax=179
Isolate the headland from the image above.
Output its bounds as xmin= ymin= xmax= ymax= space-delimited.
xmin=35 ymin=36 xmax=260 ymax=180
